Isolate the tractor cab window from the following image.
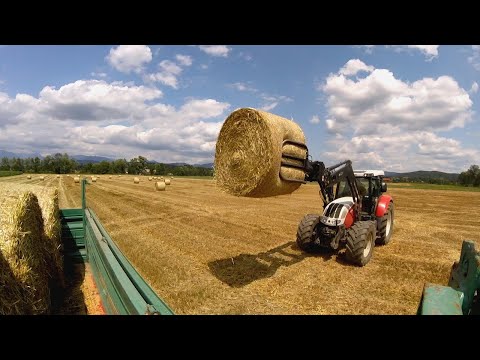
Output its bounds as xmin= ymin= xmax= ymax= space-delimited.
xmin=356 ymin=178 xmax=369 ymax=197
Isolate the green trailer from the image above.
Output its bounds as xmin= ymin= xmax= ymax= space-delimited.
xmin=417 ymin=240 xmax=480 ymax=315
xmin=61 ymin=179 xmax=173 ymax=315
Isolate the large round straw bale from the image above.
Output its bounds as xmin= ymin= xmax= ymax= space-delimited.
xmin=109 ymin=176 xmax=112 ymax=179
xmin=74 ymin=177 xmax=80 ymax=183
xmin=91 ymin=177 xmax=97 ymax=182
xmin=0 ymin=190 xmax=51 ymax=314
xmin=134 ymin=177 xmax=140 ymax=184
xmin=155 ymin=181 xmax=166 ymax=191
xmin=56 ymin=175 xmax=60 ymax=178
xmin=165 ymin=178 xmax=171 ymax=185
xmin=148 ymin=177 xmax=153 ymax=181
xmin=160 ymin=176 xmax=164 ymax=180
xmin=40 ymin=176 xmax=45 ymax=181
xmin=215 ymin=108 xmax=307 ymax=197
xmin=27 ymin=175 xmax=32 ymax=179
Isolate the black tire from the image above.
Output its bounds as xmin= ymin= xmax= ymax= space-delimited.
xmin=346 ymin=221 xmax=376 ymax=266
xmin=296 ymin=214 xmax=321 ymax=252
xmin=376 ymin=201 xmax=394 ymax=245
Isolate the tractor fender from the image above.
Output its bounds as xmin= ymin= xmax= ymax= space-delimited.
xmin=376 ymin=194 xmax=393 ymax=217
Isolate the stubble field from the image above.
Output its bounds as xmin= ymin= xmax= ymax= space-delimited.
xmin=2 ymin=174 xmax=479 ymax=314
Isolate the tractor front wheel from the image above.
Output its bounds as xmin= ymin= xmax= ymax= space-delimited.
xmin=346 ymin=221 xmax=376 ymax=266
xmin=296 ymin=214 xmax=321 ymax=252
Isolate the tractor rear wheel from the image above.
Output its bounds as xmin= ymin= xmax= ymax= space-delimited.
xmin=296 ymin=214 xmax=321 ymax=252
xmin=346 ymin=221 xmax=376 ymax=266
xmin=376 ymin=202 xmax=394 ymax=245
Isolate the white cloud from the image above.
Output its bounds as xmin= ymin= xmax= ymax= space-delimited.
xmin=200 ymin=64 xmax=208 ymax=70
xmin=90 ymin=72 xmax=107 ymax=78
xmin=198 ymin=45 xmax=231 ymax=57
xmin=106 ymin=45 xmax=152 ymax=74
xmin=356 ymin=45 xmax=375 ymax=54
xmin=230 ymin=82 xmax=258 ymax=92
xmin=239 ymin=52 xmax=253 ymax=61
xmin=310 ymin=115 xmax=321 ymax=124
xmin=468 ymin=45 xmax=480 ymax=71
xmin=175 ymin=54 xmax=193 ymax=66
xmin=144 ymin=58 xmax=190 ymax=89
xmin=339 ymin=59 xmax=374 ymax=76
xmin=261 ymin=102 xmax=278 ymax=111
xmin=0 ymin=80 xmax=231 ymax=164
xmin=406 ymin=45 xmax=439 ymax=60
xmin=318 ymin=59 xmax=477 ymax=172
xmin=159 ymin=60 xmax=182 ymax=75
xmin=357 ymin=45 xmax=439 ymax=60
xmin=470 ymin=81 xmax=479 ymax=94
xmin=259 ymin=93 xmax=293 ymax=112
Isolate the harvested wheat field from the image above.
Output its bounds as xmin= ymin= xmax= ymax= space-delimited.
xmin=2 ymin=174 xmax=479 ymax=314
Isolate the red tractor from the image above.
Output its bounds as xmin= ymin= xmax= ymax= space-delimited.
xmin=294 ymin=160 xmax=394 ymax=266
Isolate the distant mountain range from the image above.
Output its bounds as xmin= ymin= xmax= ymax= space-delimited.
xmin=0 ymin=149 xmax=43 ymax=159
xmin=385 ymin=170 xmax=459 ymax=181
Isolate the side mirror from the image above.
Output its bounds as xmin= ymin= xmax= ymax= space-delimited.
xmin=381 ymin=182 xmax=387 ymax=192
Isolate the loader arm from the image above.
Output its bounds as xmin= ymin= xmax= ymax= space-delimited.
xmin=304 ymin=159 xmax=361 ymax=220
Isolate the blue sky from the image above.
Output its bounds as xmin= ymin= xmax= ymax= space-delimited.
xmin=0 ymin=45 xmax=479 ymax=172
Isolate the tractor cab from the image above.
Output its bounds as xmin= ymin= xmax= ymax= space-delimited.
xmin=335 ymin=170 xmax=388 ymax=217
xmin=354 ymin=170 xmax=387 ymax=217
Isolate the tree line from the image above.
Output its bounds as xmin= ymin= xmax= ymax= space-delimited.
xmin=458 ymin=165 xmax=480 ymax=187
xmin=0 ymin=153 xmax=213 ymax=176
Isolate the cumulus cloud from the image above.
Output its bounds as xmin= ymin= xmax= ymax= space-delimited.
xmin=198 ymin=45 xmax=231 ymax=57
xmin=339 ymin=59 xmax=374 ymax=76
xmin=0 ymin=79 xmax=231 ymax=163
xmin=318 ymin=59 xmax=478 ymax=172
xmin=310 ymin=115 xmax=321 ymax=124
xmin=106 ymin=45 xmax=152 ymax=74
xmin=144 ymin=57 xmax=193 ymax=89
xmin=175 ymin=54 xmax=193 ymax=66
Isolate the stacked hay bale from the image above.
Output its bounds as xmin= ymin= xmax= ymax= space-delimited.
xmin=36 ymin=188 xmax=64 ymax=290
xmin=214 ymin=108 xmax=307 ymax=197
xmin=155 ymin=181 xmax=166 ymax=191
xmin=0 ymin=188 xmax=51 ymax=314
xmin=133 ymin=177 xmax=140 ymax=184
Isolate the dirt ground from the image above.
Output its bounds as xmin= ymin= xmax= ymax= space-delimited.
xmin=2 ymin=174 xmax=479 ymax=314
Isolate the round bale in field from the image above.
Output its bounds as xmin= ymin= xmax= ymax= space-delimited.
xmin=27 ymin=175 xmax=31 ymax=179
xmin=160 ymin=176 xmax=164 ymax=180
xmin=134 ymin=177 xmax=140 ymax=184
xmin=165 ymin=178 xmax=171 ymax=185
xmin=155 ymin=181 xmax=166 ymax=191
xmin=74 ymin=177 xmax=80 ymax=183
xmin=92 ymin=177 xmax=97 ymax=182
xmin=215 ymin=107 xmax=307 ymax=198
xmin=109 ymin=176 xmax=112 ymax=179
xmin=40 ymin=176 xmax=45 ymax=181
xmin=56 ymin=175 xmax=60 ymax=178
xmin=148 ymin=177 xmax=152 ymax=181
